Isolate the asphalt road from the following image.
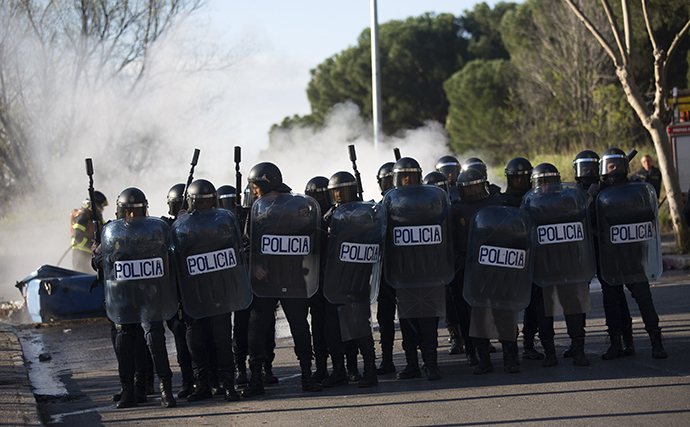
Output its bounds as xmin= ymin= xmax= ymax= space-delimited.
xmin=11 ymin=269 xmax=690 ymax=426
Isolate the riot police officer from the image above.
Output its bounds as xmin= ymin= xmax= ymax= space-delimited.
xmin=595 ymin=149 xmax=667 ymax=359
xmin=435 ymin=155 xmax=461 ymax=202
xmin=173 ymin=179 xmax=244 ymax=402
xmin=160 ymin=183 xmax=195 ymax=399
xmin=305 ymin=176 xmax=333 ymax=383
xmin=454 ymin=168 xmax=515 ymax=373
xmin=320 ymin=171 xmax=379 ymax=388
xmin=385 ymin=157 xmax=450 ymax=381
xmin=525 ymin=163 xmax=593 ymax=367
xmin=463 ymin=157 xmax=501 ymax=195
xmin=97 ymin=188 xmax=177 ymax=408
xmin=502 ymin=157 xmax=545 ymax=361
xmin=217 ymin=185 xmax=238 ymax=211
xmin=374 ymin=162 xmax=397 ymax=375
xmin=242 ymin=162 xmax=323 ymax=397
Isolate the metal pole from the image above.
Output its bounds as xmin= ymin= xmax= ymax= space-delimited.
xmin=370 ymin=0 xmax=382 ymax=153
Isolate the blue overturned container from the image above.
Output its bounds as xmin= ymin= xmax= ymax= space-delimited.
xmin=15 ymin=265 xmax=106 ymax=323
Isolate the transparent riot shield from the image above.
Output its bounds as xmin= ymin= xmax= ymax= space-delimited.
xmin=522 ymin=183 xmax=596 ymax=287
xmin=595 ymin=182 xmax=662 ymax=285
xmin=337 ymin=303 xmax=373 ymax=341
xmin=323 ymin=201 xmax=386 ymax=305
xmin=469 ymin=306 xmax=520 ymax=341
xmin=463 ymin=206 xmax=534 ymax=312
xmin=542 ymin=282 xmax=591 ymax=317
xmin=250 ymin=193 xmax=320 ymax=298
xmin=383 ymin=185 xmax=454 ymax=288
xmin=102 ymin=217 xmax=178 ymax=324
xmin=396 ymin=284 xmax=446 ymax=319
xmin=171 ymin=209 xmax=253 ymax=319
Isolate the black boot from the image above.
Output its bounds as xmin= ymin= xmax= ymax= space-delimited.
xmin=312 ymin=356 xmax=329 ymax=383
xmin=473 ymin=340 xmax=493 ymax=375
xmin=602 ymin=330 xmax=625 ymax=360
xmin=447 ymin=325 xmax=464 ymax=355
xmin=263 ymin=363 xmax=279 ymax=385
xmin=465 ymin=341 xmax=479 ymax=365
xmin=134 ymin=375 xmax=148 ymax=403
xmin=423 ymin=350 xmax=441 ymax=381
xmin=241 ymin=363 xmax=265 ymax=398
xmin=178 ymin=370 xmax=195 ymax=399
xmin=321 ymin=357 xmax=349 ymax=388
xmin=160 ymin=378 xmax=177 ymax=408
xmin=648 ymin=328 xmax=667 ymax=359
xmin=359 ymin=351 xmax=379 ymax=388
xmin=397 ymin=350 xmax=421 ymax=380
xmin=522 ymin=336 xmax=545 ymax=360
xmin=541 ymin=339 xmax=558 ymax=367
xmin=571 ymin=337 xmax=590 ymax=366
xmin=346 ymin=355 xmax=361 ymax=382
xmin=300 ymin=360 xmax=323 ymax=392
xmin=235 ymin=357 xmax=249 ymax=387
xmin=221 ymin=372 xmax=239 ymax=402
xmin=563 ymin=346 xmax=574 ymax=358
xmin=187 ymin=372 xmax=213 ymax=402
xmin=502 ymin=342 xmax=520 ymax=373
xmin=112 ymin=388 xmax=123 ymax=402
xmin=210 ymin=372 xmax=224 ymax=396
xmin=622 ymin=327 xmax=636 ymax=356
xmin=377 ymin=348 xmax=396 ymax=375
xmin=117 ymin=381 xmax=137 ymax=409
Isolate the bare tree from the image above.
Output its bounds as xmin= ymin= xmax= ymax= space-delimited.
xmin=564 ymin=0 xmax=690 ymax=253
xmin=0 ymin=0 xmax=202 ymax=210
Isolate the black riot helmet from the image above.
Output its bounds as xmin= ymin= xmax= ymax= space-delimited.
xmin=393 ymin=157 xmax=422 ymax=187
xmin=423 ymin=171 xmax=450 ymax=194
xmin=599 ymin=148 xmax=629 ymax=184
xmin=247 ymin=162 xmax=291 ymax=197
xmin=187 ymin=179 xmax=218 ymax=211
xmin=217 ymin=185 xmax=237 ymax=211
xmin=531 ymin=163 xmax=561 ymax=187
xmin=305 ymin=176 xmax=331 ymax=213
xmin=463 ymin=157 xmax=487 ymax=178
xmin=457 ymin=168 xmax=489 ymax=203
xmin=116 ymin=187 xmax=148 ymax=219
xmin=573 ymin=150 xmax=600 ymax=186
xmin=328 ymin=171 xmax=359 ymax=206
xmin=166 ymin=183 xmax=185 ymax=215
xmin=377 ymin=162 xmax=395 ymax=195
xmin=85 ymin=190 xmax=108 ymax=211
xmin=435 ymin=155 xmax=461 ymax=185
xmin=505 ymin=157 xmax=533 ymax=194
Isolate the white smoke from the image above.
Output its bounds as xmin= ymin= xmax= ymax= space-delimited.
xmin=0 ymin=13 xmax=492 ymax=303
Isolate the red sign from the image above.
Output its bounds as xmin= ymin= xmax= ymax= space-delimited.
xmin=667 ymin=124 xmax=690 ymax=135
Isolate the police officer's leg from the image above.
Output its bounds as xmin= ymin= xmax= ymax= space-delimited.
xmin=356 ymin=333 xmax=378 ymax=388
xmin=185 ymin=316 xmax=213 ymax=401
xmin=210 ymin=312 xmax=239 ymax=401
xmin=397 ymin=318 xmax=422 ymax=379
xmin=281 ymin=297 xmax=322 ymax=391
xmin=114 ymin=323 xmax=138 ymax=408
xmin=601 ymin=281 xmax=626 ymax=360
xmin=564 ymin=313 xmax=589 ymax=366
xmin=142 ymin=320 xmax=176 ymax=407
xmin=539 ymin=314 xmax=558 ymax=367
xmin=445 ymin=280 xmax=464 ymax=355
xmin=345 ymin=340 xmax=361 ymax=382
xmin=458 ymin=278 xmax=478 ymax=365
xmin=322 ymin=303 xmax=348 ymax=387
xmin=472 ymin=337 xmax=493 ymax=374
xmin=242 ymin=297 xmax=274 ymax=397
xmin=263 ymin=303 xmax=279 ymax=384
xmin=232 ymin=308 xmax=250 ymax=386
xmin=132 ymin=324 xmax=149 ymax=403
xmin=522 ymin=284 xmax=545 ymax=360
xmin=419 ymin=317 xmax=441 ymax=380
xmin=309 ymin=288 xmax=329 ymax=382
xmin=376 ymin=282 xmax=397 ymax=374
xmin=167 ymin=312 xmax=194 ymax=398
xmin=626 ymin=281 xmax=667 ymax=358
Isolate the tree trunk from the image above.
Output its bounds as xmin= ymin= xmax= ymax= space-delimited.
xmin=615 ymin=67 xmax=690 ymax=253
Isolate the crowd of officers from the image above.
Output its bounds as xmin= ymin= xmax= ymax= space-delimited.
xmin=80 ymin=147 xmax=684 ymax=410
